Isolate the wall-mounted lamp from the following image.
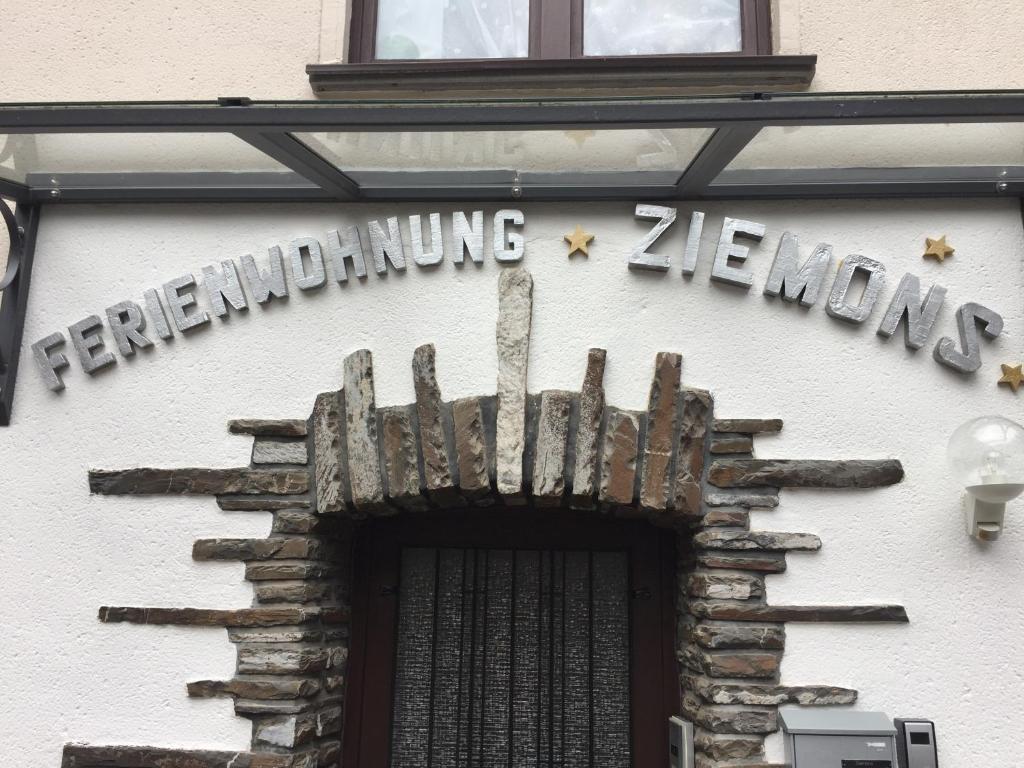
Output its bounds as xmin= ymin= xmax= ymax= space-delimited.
xmin=948 ymin=416 xmax=1024 ymax=541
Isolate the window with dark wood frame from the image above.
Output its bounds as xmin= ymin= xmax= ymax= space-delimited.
xmin=348 ymin=0 xmax=772 ymax=63
xmin=343 ymin=510 xmax=679 ymax=768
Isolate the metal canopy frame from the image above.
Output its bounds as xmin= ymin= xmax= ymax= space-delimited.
xmin=1 ymin=90 xmax=1024 ymax=204
xmin=1 ymin=89 xmax=1024 ymax=424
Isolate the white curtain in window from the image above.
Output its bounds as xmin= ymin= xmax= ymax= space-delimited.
xmin=584 ymin=0 xmax=742 ymax=56
xmin=376 ymin=0 xmax=530 ymax=60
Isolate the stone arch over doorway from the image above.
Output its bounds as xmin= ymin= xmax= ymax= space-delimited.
xmin=70 ymin=267 xmax=908 ymax=768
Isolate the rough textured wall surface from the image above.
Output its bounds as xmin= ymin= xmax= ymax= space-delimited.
xmin=1 ymin=199 xmax=1022 ymax=767
xmin=1 ymin=0 xmax=326 ymax=100
xmin=781 ymin=0 xmax=1024 ymax=90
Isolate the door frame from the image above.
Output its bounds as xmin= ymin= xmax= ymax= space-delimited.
xmin=342 ymin=509 xmax=679 ymax=768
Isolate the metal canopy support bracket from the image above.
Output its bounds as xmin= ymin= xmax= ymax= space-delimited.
xmin=234 ymin=131 xmax=361 ymax=201
xmin=675 ymin=124 xmax=761 ymax=198
xmin=0 ymin=203 xmax=41 ymax=425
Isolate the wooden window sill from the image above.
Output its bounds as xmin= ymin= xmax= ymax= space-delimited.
xmin=306 ymin=55 xmax=816 ymax=99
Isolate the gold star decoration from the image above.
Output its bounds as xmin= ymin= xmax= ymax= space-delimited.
xmin=564 ymin=130 xmax=596 ymax=148
xmin=998 ymin=363 xmax=1024 ymax=393
xmin=923 ymin=235 xmax=955 ymax=263
xmin=564 ymin=225 xmax=595 ymax=257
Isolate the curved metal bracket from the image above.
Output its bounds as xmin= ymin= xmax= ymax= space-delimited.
xmin=0 ymin=200 xmax=24 ymax=291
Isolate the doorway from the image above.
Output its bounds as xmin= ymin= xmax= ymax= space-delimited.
xmin=343 ymin=510 xmax=678 ymax=767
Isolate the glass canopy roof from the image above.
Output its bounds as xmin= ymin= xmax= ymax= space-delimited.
xmin=1 ymin=91 xmax=1023 ymax=203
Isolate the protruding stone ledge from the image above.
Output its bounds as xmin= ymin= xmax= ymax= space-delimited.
xmin=61 ymin=745 xmax=306 ymax=768
xmin=89 ymin=468 xmax=309 ymax=496
xmin=98 ymin=606 xmax=322 ymax=627
xmin=193 ymin=538 xmax=324 ymax=562
xmin=695 ymin=530 xmax=822 ymax=552
xmin=709 ymin=459 xmax=904 ymax=489
xmin=187 ymin=678 xmax=321 ymax=701
xmin=686 ymin=675 xmax=858 ymax=706
xmin=712 ymin=419 xmax=783 ymax=434
xmin=690 ymin=602 xmax=909 ymax=623
xmin=229 ymin=419 xmax=308 ymax=438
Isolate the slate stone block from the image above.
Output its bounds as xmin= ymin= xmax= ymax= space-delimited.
xmin=89 ymin=468 xmax=308 ymax=496
xmin=252 ymin=439 xmax=309 ymax=466
xmin=229 ymin=419 xmax=308 ymax=438
xmin=641 ymin=352 xmax=682 ymax=511
xmin=495 ymin=267 xmax=533 ymax=497
xmin=709 ymin=458 xmax=905 ymax=489
xmin=571 ymin=348 xmax=606 ymax=509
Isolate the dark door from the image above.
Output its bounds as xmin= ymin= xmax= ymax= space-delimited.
xmin=344 ymin=510 xmax=678 ymax=768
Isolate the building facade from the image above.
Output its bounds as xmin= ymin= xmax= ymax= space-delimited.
xmin=2 ymin=2 xmax=1024 ymax=768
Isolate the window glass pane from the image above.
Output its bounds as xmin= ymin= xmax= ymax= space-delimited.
xmin=0 ymin=133 xmax=286 ymax=184
xmin=296 ymin=127 xmax=713 ymax=173
xmin=376 ymin=0 xmax=529 ymax=60
xmin=727 ymin=124 xmax=1024 ymax=170
xmin=584 ymin=0 xmax=742 ymax=55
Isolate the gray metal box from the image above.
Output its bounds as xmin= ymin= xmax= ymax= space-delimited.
xmin=781 ymin=708 xmax=897 ymax=768
xmin=668 ymin=716 xmax=694 ymax=768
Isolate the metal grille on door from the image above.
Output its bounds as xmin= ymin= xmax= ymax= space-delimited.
xmin=389 ymin=548 xmax=632 ymax=767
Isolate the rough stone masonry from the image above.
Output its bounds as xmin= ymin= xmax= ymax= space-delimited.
xmin=71 ymin=266 xmax=908 ymax=768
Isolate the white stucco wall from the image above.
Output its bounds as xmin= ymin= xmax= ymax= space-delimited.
xmin=1 ymin=199 xmax=1022 ymax=766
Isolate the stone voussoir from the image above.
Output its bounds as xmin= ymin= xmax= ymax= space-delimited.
xmin=570 ymin=348 xmax=606 ymax=509
xmin=640 ymin=351 xmax=682 ymax=511
xmin=495 ymin=267 xmax=534 ymax=498
xmin=344 ymin=350 xmax=388 ymax=514
xmin=533 ymin=390 xmax=573 ymax=503
xmin=675 ymin=388 xmax=712 ymax=519
xmin=412 ymin=343 xmax=458 ymax=502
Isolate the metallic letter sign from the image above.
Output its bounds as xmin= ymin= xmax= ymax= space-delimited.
xmin=764 ymin=232 xmax=833 ymax=307
xmin=933 ymin=303 xmax=1003 ymax=373
xmin=28 ymin=205 xmax=1011 ymax=394
xmin=409 ymin=213 xmax=444 ymax=267
xmin=826 ymin=255 xmax=887 ymax=324
xmin=629 ymin=204 xmax=676 ymax=272
xmin=712 ymin=218 xmax=766 ymax=289
xmin=876 ymin=273 xmax=947 ymax=350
